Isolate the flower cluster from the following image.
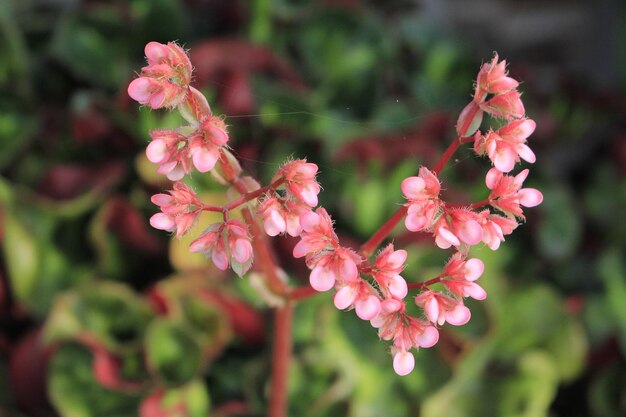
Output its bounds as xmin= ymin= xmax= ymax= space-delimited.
xmin=130 ymin=44 xmax=542 ymax=377
xmin=127 ymin=42 xmax=192 ymax=109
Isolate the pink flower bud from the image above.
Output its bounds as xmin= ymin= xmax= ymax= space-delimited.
xmin=480 ymin=90 xmax=525 ymax=120
xmin=474 ymin=54 xmax=519 ymax=99
xmin=393 ymin=350 xmax=415 ymax=376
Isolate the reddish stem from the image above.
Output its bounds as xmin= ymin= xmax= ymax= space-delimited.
xmin=359 ymin=135 xmax=464 ymax=258
xmin=407 ymin=276 xmax=444 ymax=290
xmin=288 ymin=285 xmax=319 ymax=301
xmin=268 ymin=304 xmax=293 ymax=417
xmin=226 ymin=178 xmax=284 ymax=211
xmin=359 ymin=102 xmax=481 ymax=258
xmin=432 ymin=138 xmax=462 ymax=176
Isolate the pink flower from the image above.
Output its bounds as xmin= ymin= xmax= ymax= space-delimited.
xmin=479 ymin=90 xmax=525 ymax=120
xmin=474 ymin=54 xmax=519 ymax=100
xmin=487 ymin=168 xmax=543 ymax=218
xmin=146 ymin=129 xmax=191 ymax=181
xmin=189 ymin=220 xmax=253 ymax=277
xmin=477 ymin=210 xmax=518 ymax=250
xmin=334 ymin=278 xmax=381 ymax=321
xmin=441 ymin=253 xmax=487 ymax=300
xmin=276 ymin=160 xmax=321 ymax=207
xmin=188 ymin=116 xmax=229 ymax=173
xmin=149 ymin=182 xmax=202 ymax=238
xmin=371 ymin=305 xmax=438 ymax=376
xmin=128 ymin=42 xmax=192 ymax=109
xmin=401 ymin=167 xmax=442 ymax=232
xmin=372 ymin=244 xmax=408 ymax=299
xmin=258 ymin=195 xmax=309 ymax=237
xmin=307 ymin=247 xmax=361 ymax=292
xmin=432 ymin=209 xmax=483 ymax=249
xmin=414 ymin=290 xmax=471 ymax=326
xmin=442 ymin=252 xmax=484 ymax=282
xmin=474 ymin=119 xmax=536 ymax=173
xmin=292 ymin=208 xmax=338 ymax=258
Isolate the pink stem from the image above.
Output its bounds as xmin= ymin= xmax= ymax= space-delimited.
xmin=358 ymin=102 xmax=481 ymax=258
xmin=268 ymin=304 xmax=293 ymax=417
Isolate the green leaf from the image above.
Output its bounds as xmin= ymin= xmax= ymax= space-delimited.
xmin=2 ymin=206 xmax=39 ymax=304
xmin=45 ymin=281 xmax=154 ymax=351
xmin=49 ymin=344 xmax=142 ymax=417
xmin=145 ymin=319 xmax=202 ymax=386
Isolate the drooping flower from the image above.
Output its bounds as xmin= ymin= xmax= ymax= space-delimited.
xmin=486 ymin=168 xmax=543 ymax=218
xmin=414 ymin=290 xmax=472 ymax=326
xmin=334 ymin=278 xmax=381 ymax=321
xmin=275 ymin=159 xmax=321 ymax=207
xmin=477 ymin=210 xmax=518 ymax=250
xmin=146 ymin=129 xmax=191 ymax=181
xmin=432 ymin=209 xmax=483 ymax=249
xmin=371 ymin=302 xmax=438 ymax=376
xmin=292 ymin=208 xmax=338 ymax=258
xmin=372 ymin=244 xmax=409 ymax=300
xmin=401 ymin=167 xmax=442 ymax=232
xmin=474 ymin=118 xmax=536 ymax=173
xmin=188 ymin=115 xmax=229 ymax=173
xmin=149 ymin=182 xmax=202 ymax=238
xmin=440 ymin=252 xmax=487 ymax=300
xmin=258 ymin=195 xmax=309 ymax=237
xmin=306 ymin=247 xmax=361 ymax=292
xmin=189 ymin=220 xmax=253 ymax=277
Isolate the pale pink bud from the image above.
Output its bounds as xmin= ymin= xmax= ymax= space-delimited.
xmin=355 ymin=295 xmax=381 ymax=320
xmin=334 ymin=286 xmax=357 ymax=310
xmin=393 ymin=350 xmax=415 ymax=376
xmin=387 ymin=275 xmax=408 ymax=299
xmin=310 ymin=264 xmax=337 ymax=292
xmin=414 ymin=325 xmax=439 ymax=348
xmin=464 ymin=258 xmax=485 ymax=281
xmin=150 ymin=213 xmax=175 ymax=232
xmin=444 ymin=303 xmax=471 ymax=326
xmin=456 ymin=101 xmax=484 ymax=137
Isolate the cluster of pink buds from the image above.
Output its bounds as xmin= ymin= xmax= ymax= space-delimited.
xmin=129 ymin=44 xmax=542 ymax=378
xmin=127 ymin=42 xmax=193 ymax=109
xmin=258 ymin=159 xmax=321 ymax=237
xmin=189 ymin=220 xmax=253 ymax=277
xmin=150 ymin=182 xmax=203 ymax=238
xmin=146 ymin=114 xmax=229 ymax=181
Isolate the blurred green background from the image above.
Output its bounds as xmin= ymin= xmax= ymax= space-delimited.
xmin=1 ymin=1 xmax=625 ymax=416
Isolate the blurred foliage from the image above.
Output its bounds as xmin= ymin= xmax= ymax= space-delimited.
xmin=0 ymin=0 xmax=625 ymax=417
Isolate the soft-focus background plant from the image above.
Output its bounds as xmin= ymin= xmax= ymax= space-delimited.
xmin=1 ymin=1 xmax=625 ymax=416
